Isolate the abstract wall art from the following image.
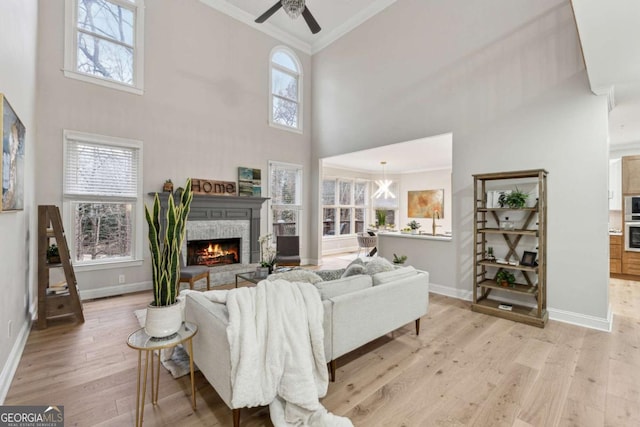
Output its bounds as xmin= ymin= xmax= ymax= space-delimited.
xmin=1 ymin=94 xmax=25 ymax=211
xmin=408 ymin=189 xmax=444 ymax=218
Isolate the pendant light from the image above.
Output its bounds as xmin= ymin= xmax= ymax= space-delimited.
xmin=372 ymin=161 xmax=396 ymax=199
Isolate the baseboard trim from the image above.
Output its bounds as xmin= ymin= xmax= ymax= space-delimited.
xmin=548 ymin=304 xmax=613 ymax=332
xmin=0 ymin=317 xmax=32 ymax=404
xmin=80 ymin=281 xmax=151 ymax=301
xmin=429 ymin=283 xmax=473 ymax=301
xmin=428 ymin=283 xmax=613 ymax=332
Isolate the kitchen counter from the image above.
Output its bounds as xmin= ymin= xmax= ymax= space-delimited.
xmin=377 ymin=231 xmax=452 ymax=242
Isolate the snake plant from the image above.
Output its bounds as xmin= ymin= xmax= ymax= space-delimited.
xmin=145 ymin=178 xmax=193 ymax=306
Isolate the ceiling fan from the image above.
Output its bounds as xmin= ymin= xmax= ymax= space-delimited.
xmin=255 ymin=0 xmax=321 ymax=34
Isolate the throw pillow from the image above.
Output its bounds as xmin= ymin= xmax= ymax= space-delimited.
xmin=315 ymin=269 xmax=346 ymax=281
xmin=364 ymin=256 xmax=395 ymax=275
xmin=267 ymin=269 xmax=323 ymax=284
xmin=314 ymin=275 xmax=372 ymax=299
xmin=346 ymin=257 xmax=364 ymax=269
xmin=372 ymin=266 xmax=417 ymax=286
xmin=341 ymin=263 xmax=366 ymax=278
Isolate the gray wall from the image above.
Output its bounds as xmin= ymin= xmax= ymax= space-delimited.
xmin=311 ymin=0 xmax=610 ymax=327
xmin=36 ymin=0 xmax=312 ymax=298
xmin=0 ymin=0 xmax=38 ymax=402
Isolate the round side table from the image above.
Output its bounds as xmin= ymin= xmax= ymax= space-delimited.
xmin=127 ymin=321 xmax=198 ymax=427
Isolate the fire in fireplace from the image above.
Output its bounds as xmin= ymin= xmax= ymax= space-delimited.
xmin=187 ymin=238 xmax=240 ymax=267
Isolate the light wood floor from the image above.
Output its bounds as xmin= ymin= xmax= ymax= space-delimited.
xmin=5 ymin=263 xmax=640 ymax=426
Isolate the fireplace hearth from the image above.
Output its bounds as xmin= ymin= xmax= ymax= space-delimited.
xmin=187 ymin=238 xmax=240 ymax=267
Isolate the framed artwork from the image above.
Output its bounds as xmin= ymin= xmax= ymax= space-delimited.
xmin=408 ymin=189 xmax=444 ymax=218
xmin=238 ymin=167 xmax=261 ymax=197
xmin=1 ymin=94 xmax=25 ymax=211
xmin=520 ymin=251 xmax=537 ymax=267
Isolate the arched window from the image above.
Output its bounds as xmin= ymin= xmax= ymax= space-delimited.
xmin=270 ymin=47 xmax=302 ymax=132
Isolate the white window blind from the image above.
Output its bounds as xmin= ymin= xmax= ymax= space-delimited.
xmin=64 ymin=139 xmax=139 ymax=197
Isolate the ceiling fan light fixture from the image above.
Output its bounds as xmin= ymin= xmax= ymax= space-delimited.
xmin=282 ymin=0 xmax=305 ymax=19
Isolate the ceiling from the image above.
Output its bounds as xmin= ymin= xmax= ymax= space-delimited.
xmin=572 ymin=0 xmax=640 ymax=147
xmin=199 ymin=0 xmax=397 ymax=54
xmin=202 ymin=0 xmax=640 ymax=149
xmin=322 ymin=134 xmax=453 ymax=174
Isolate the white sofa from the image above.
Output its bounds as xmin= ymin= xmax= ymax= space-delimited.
xmin=184 ymin=265 xmax=429 ymax=426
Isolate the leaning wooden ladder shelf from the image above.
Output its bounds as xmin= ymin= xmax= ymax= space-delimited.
xmin=38 ymin=205 xmax=84 ymax=328
xmin=471 ymin=169 xmax=548 ymax=327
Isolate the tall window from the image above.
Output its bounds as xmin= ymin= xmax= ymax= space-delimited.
xmin=63 ymin=130 xmax=143 ymax=268
xmin=64 ymin=0 xmax=145 ymax=94
xmin=270 ymin=47 xmax=302 ymax=132
xmin=322 ymin=178 xmax=368 ymax=236
xmin=269 ymin=161 xmax=303 ymax=236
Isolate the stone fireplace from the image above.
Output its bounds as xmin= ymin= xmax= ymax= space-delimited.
xmin=155 ymin=192 xmax=268 ymax=286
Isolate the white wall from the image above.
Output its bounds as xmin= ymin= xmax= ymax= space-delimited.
xmin=0 ymin=0 xmax=38 ymax=403
xmin=311 ymin=0 xmax=610 ymax=327
xmin=36 ymin=0 xmax=312 ymax=297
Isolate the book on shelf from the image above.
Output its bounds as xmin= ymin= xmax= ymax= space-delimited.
xmin=47 ymin=280 xmax=68 ymax=294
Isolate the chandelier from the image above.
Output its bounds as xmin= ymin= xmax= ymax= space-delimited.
xmin=372 ymin=161 xmax=396 ymax=199
xmin=282 ymin=0 xmax=306 ymax=19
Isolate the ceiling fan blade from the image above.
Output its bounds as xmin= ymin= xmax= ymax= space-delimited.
xmin=255 ymin=1 xmax=282 ymax=23
xmin=302 ymin=7 xmax=321 ymax=34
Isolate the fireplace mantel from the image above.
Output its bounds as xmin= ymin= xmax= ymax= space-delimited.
xmin=152 ymin=193 xmax=268 ymax=263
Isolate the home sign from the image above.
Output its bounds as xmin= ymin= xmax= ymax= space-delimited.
xmin=190 ymin=178 xmax=237 ymax=196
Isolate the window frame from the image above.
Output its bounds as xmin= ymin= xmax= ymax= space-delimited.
xmin=269 ymin=46 xmax=303 ymax=134
xmin=63 ymin=130 xmax=144 ymax=271
xmin=322 ymin=177 xmax=369 ymax=238
xmin=63 ymin=0 xmax=145 ymax=95
xmin=269 ymin=160 xmax=303 ymax=237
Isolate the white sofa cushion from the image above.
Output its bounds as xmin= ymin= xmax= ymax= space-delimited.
xmin=372 ymin=266 xmax=417 ymax=286
xmin=314 ymin=274 xmax=372 ymax=299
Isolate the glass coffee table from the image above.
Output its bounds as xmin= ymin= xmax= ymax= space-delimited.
xmin=235 ymin=271 xmax=268 ymax=287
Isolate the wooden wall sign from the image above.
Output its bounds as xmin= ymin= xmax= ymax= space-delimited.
xmin=190 ymin=178 xmax=237 ymax=196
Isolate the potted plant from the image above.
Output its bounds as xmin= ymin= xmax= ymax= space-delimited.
xmin=393 ymin=253 xmax=407 ymax=265
xmin=376 ymin=210 xmax=387 ymax=228
xmin=407 ymin=220 xmax=421 ymax=234
xmin=163 ymin=179 xmax=174 ymax=192
xmin=144 ymin=178 xmax=193 ymax=338
xmin=47 ymin=244 xmax=60 ymax=264
xmin=495 ymin=269 xmax=516 ymax=287
xmin=498 ymin=187 xmax=528 ymax=209
xmin=486 ymin=246 xmax=495 ymax=261
xmin=258 ymin=234 xmax=276 ymax=275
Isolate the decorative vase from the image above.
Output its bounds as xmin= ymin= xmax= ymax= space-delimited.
xmin=145 ymin=302 xmax=182 ymax=338
xmin=411 ymin=229 xmax=418 ymax=235
xmin=256 ymin=266 xmax=269 ymax=278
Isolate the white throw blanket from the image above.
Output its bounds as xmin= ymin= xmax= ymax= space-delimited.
xmin=184 ymin=281 xmax=352 ymax=427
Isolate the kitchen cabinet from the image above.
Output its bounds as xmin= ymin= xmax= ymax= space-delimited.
xmin=610 ymin=234 xmax=622 ymax=274
xmin=622 ymin=155 xmax=640 ymax=195
xmin=472 ymin=169 xmax=547 ymax=328
xmin=622 ymin=251 xmax=640 ymax=276
xmin=610 ymin=159 xmax=622 ymax=210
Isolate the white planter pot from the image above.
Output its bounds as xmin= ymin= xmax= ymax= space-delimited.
xmin=145 ymin=302 xmax=182 ymax=338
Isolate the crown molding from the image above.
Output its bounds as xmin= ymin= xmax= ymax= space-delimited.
xmin=199 ymin=0 xmax=312 ymax=54
xmin=311 ymin=0 xmax=397 ymax=54
xmin=199 ymin=0 xmax=397 ymax=56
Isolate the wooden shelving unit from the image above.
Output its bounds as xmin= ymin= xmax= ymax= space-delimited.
xmin=37 ymin=205 xmax=84 ymax=329
xmin=472 ymin=169 xmax=548 ymax=328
